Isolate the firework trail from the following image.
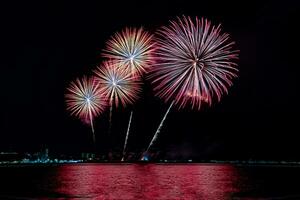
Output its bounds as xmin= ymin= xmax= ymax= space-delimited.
xmin=146 ymin=101 xmax=174 ymax=152
xmin=146 ymin=16 xmax=239 ymax=151
xmin=108 ymin=101 xmax=113 ymax=135
xmin=102 ymin=27 xmax=156 ymax=78
xmin=65 ymin=76 xmax=106 ymax=145
xmin=121 ymin=111 xmax=133 ymax=161
xmin=94 ymin=61 xmax=141 ymax=134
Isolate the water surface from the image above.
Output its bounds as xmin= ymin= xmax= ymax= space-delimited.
xmin=0 ymin=163 xmax=300 ymax=199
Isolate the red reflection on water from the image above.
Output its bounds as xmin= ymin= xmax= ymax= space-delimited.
xmin=53 ymin=164 xmax=240 ymax=199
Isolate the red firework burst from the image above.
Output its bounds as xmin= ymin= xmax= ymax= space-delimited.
xmin=149 ymin=16 xmax=239 ymax=110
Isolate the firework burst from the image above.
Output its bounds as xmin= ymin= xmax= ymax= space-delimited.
xmin=150 ymin=16 xmax=239 ymax=110
xmin=145 ymin=16 xmax=239 ymax=152
xmin=102 ymin=27 xmax=156 ymax=77
xmin=65 ymin=76 xmax=106 ymax=143
xmin=94 ymin=61 xmax=141 ymax=108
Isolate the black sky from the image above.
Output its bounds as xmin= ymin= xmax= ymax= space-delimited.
xmin=1 ymin=0 xmax=300 ymax=160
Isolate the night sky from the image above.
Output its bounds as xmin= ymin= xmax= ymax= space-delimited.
xmin=1 ymin=1 xmax=300 ymax=160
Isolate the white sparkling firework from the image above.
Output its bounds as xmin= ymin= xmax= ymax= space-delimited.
xmin=102 ymin=27 xmax=156 ymax=77
xmin=93 ymin=61 xmax=141 ymax=108
xmin=65 ymin=76 xmax=106 ymax=137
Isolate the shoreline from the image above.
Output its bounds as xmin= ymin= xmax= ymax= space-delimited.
xmin=1 ymin=160 xmax=300 ymax=167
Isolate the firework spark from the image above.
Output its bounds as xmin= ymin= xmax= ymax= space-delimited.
xmin=94 ymin=61 xmax=141 ymax=108
xmin=65 ymin=76 xmax=106 ymax=143
xmin=102 ymin=27 xmax=156 ymax=77
xmin=149 ymin=16 xmax=239 ymax=110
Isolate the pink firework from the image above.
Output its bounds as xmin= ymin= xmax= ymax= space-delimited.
xmin=150 ymin=16 xmax=239 ymax=110
xmin=93 ymin=60 xmax=141 ymax=108
xmin=145 ymin=16 xmax=239 ymax=152
xmin=65 ymin=76 xmax=106 ymax=136
xmin=102 ymin=27 xmax=156 ymax=78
